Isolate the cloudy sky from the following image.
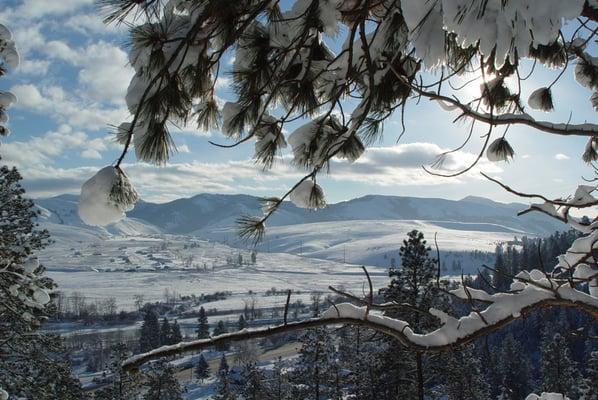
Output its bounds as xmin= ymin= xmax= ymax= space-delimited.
xmin=0 ymin=0 xmax=593 ymax=205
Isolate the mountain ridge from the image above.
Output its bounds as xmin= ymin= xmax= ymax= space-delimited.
xmin=34 ymin=192 xmax=565 ymax=237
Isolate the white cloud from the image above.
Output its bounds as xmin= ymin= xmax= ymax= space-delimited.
xmin=0 ymin=0 xmax=94 ymax=20
xmin=554 ymin=153 xmax=570 ymax=160
xmin=81 ymin=149 xmax=102 ymax=159
xmin=8 ymin=142 xmax=503 ymax=201
xmin=2 ymin=124 xmax=117 ymax=167
xmin=327 ymin=143 xmax=502 ymax=186
xmin=11 ymin=83 xmax=128 ymax=130
xmin=65 ymin=13 xmax=126 ymax=35
xmin=177 ymin=144 xmax=190 ymax=153
xmin=17 ymin=59 xmax=51 ymax=75
xmin=41 ymin=40 xmax=134 ymax=103
xmin=2 ymin=124 xmax=91 ymax=165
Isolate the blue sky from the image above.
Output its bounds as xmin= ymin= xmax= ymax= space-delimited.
xmin=0 ymin=0 xmax=592 ymax=205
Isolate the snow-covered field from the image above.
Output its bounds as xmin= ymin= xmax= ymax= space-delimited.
xmin=38 ymin=217 xmax=519 ymax=310
xmin=254 ymin=219 xmax=518 ymax=266
xmin=41 ymin=233 xmax=389 ymax=310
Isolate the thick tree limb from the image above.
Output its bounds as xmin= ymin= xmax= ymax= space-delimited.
xmin=123 ymin=285 xmax=598 ymax=371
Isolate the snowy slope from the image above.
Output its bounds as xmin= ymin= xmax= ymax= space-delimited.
xmin=36 ymin=194 xmax=162 ymax=238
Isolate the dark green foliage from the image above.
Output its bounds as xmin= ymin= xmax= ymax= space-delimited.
xmin=143 ymin=359 xmax=183 ymax=400
xmin=0 ymin=163 xmax=82 ymax=399
xmin=139 ymin=310 xmax=161 ymax=352
xmin=213 ymin=320 xmax=230 ymax=351
xmin=238 ymin=314 xmax=247 ymax=331
xmin=170 ymin=320 xmax=182 ymax=344
xmin=160 ymin=317 xmax=171 ymax=345
xmin=93 ymin=343 xmax=141 ymax=400
xmin=540 ymin=332 xmax=581 ymax=397
xmin=495 ymin=334 xmax=533 ymax=399
xmin=195 ymin=354 xmax=210 ymax=381
xmin=196 ymin=306 xmax=210 ymax=339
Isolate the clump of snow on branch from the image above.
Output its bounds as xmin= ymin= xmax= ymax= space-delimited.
xmin=0 ymin=24 xmax=19 ymax=70
xmin=486 ymin=137 xmax=515 ymax=162
xmin=526 ymin=393 xmax=570 ymax=400
xmin=0 ymin=23 xmax=19 ymax=137
xmin=402 ymin=0 xmax=584 ymax=69
xmin=78 ymin=166 xmax=138 ymax=226
xmin=289 ymin=179 xmax=326 ymax=209
xmin=528 ymin=88 xmax=554 ymax=112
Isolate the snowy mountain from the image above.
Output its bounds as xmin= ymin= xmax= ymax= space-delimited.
xmin=127 ymin=193 xmax=565 ymax=236
xmin=36 ymin=194 xmax=161 ymax=241
xmin=35 ymin=193 xmax=566 ymax=238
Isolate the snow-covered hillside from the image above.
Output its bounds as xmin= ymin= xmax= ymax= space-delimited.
xmin=34 ymin=192 xmax=564 ymax=305
xmin=36 ymin=193 xmax=565 ymax=237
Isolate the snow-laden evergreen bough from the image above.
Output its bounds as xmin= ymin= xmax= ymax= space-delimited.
xmin=0 ymin=23 xmax=19 ymax=137
xmin=88 ymin=0 xmax=598 ymax=378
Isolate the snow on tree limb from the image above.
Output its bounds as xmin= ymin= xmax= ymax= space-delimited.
xmin=123 ymin=274 xmax=598 ymax=371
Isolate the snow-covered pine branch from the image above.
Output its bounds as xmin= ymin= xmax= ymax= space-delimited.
xmin=83 ymin=0 xmax=598 ymax=232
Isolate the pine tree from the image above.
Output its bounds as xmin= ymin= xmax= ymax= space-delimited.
xmin=579 ymin=351 xmax=598 ymax=400
xmin=382 ymin=229 xmax=439 ymax=400
xmin=266 ymin=357 xmax=291 ymax=400
xmin=0 ymin=163 xmax=82 ymax=399
xmin=93 ymin=343 xmax=142 ymax=400
xmin=219 ymin=353 xmax=230 ymax=374
xmin=213 ymin=320 xmax=230 ymax=351
xmin=238 ymin=314 xmax=247 ymax=331
xmin=170 ymin=320 xmax=182 ymax=344
xmin=143 ymin=359 xmax=183 ymax=400
xmin=160 ymin=317 xmax=171 ymax=345
xmin=292 ymin=328 xmax=338 ymax=400
xmin=540 ymin=332 xmax=581 ymax=397
xmin=492 ymin=246 xmax=511 ymax=291
xmin=241 ymin=362 xmax=266 ymax=400
xmin=139 ymin=310 xmax=160 ymax=352
xmin=214 ymin=354 xmax=234 ymax=400
xmin=196 ymin=306 xmax=210 ymax=339
xmin=439 ymin=346 xmax=491 ymax=400
xmin=496 ymin=334 xmax=532 ymax=399
xmin=195 ymin=354 xmax=210 ymax=381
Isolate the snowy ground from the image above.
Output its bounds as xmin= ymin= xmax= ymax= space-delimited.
xmin=39 ymin=218 xmax=519 ymax=310
xmin=41 ymin=234 xmax=389 ymax=310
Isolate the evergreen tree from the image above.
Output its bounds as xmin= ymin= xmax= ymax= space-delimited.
xmin=540 ymin=332 xmax=581 ymax=397
xmin=238 ymin=314 xmax=247 ymax=331
xmin=213 ymin=320 xmax=230 ymax=351
xmin=219 ymin=353 xmax=230 ymax=374
xmin=196 ymin=306 xmax=210 ymax=339
xmin=492 ymin=246 xmax=511 ymax=291
xmin=579 ymin=351 xmax=598 ymax=400
xmin=496 ymin=334 xmax=532 ymax=399
xmin=160 ymin=317 xmax=171 ymax=345
xmin=214 ymin=355 xmax=234 ymax=400
xmin=139 ymin=310 xmax=160 ymax=352
xmin=292 ymin=328 xmax=338 ymax=400
xmin=266 ymin=357 xmax=291 ymax=400
xmin=195 ymin=354 xmax=210 ymax=381
xmin=382 ymin=229 xmax=439 ymax=400
xmin=0 ymin=163 xmax=82 ymax=399
xmin=93 ymin=343 xmax=142 ymax=400
xmin=143 ymin=359 xmax=183 ymax=400
xmin=241 ymin=362 xmax=266 ymax=400
xmin=439 ymin=346 xmax=490 ymax=400
xmin=170 ymin=319 xmax=182 ymax=344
